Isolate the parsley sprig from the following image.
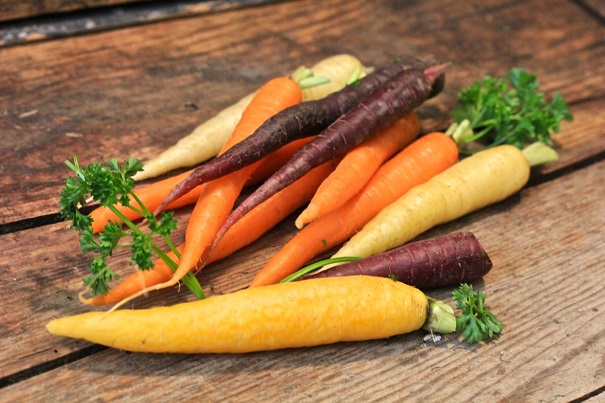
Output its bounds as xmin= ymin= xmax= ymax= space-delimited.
xmin=450 ymin=68 xmax=573 ymax=152
xmin=59 ymin=155 xmax=205 ymax=299
xmin=452 ymin=284 xmax=503 ymax=343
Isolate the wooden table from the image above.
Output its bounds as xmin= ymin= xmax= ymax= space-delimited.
xmin=1 ymin=0 xmax=604 ymax=401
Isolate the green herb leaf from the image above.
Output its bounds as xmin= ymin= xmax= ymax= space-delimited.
xmin=452 ymin=283 xmax=503 ymax=343
xmin=79 ymin=227 xmax=100 ymax=254
xmin=98 ymin=221 xmax=126 ymax=257
xmin=131 ymin=232 xmax=153 ymax=270
xmin=148 ymin=211 xmax=178 ymax=237
xmin=451 ymin=68 xmax=573 ymax=151
xmin=83 ymin=256 xmax=119 ymax=296
xmin=60 ymin=156 xmax=205 ymax=299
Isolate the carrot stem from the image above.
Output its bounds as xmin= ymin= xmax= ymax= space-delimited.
xmin=280 ymin=257 xmax=362 ymax=283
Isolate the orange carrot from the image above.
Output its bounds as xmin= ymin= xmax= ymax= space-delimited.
xmin=209 ymin=158 xmax=338 ymax=262
xmin=295 ymin=111 xmax=420 ymax=228
xmin=249 ymin=131 xmax=460 ymax=288
xmin=107 ymin=77 xmax=303 ymax=310
xmin=81 ymin=159 xmax=339 ymax=306
xmin=89 ymin=138 xmax=313 ymax=234
xmin=243 ymin=137 xmax=313 ymax=188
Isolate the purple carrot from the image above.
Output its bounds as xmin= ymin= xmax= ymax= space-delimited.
xmin=302 ymin=232 xmax=493 ymax=288
xmin=211 ymin=63 xmax=448 ymax=248
xmin=154 ymin=57 xmax=444 ymax=214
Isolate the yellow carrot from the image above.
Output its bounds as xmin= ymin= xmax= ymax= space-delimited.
xmin=133 ymin=54 xmax=365 ymax=180
xmin=47 ymin=276 xmax=456 ymax=353
xmin=106 ymin=77 xmax=303 ymax=312
xmin=333 ymin=145 xmax=530 ymax=260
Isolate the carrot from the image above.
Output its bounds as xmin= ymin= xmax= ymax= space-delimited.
xmin=81 ymin=159 xmax=339 ymax=306
xmin=296 ymin=232 xmax=492 ymax=288
xmin=242 ymin=138 xmax=313 ymax=187
xmin=295 ymin=111 xmax=420 ymax=228
xmin=89 ymin=137 xmax=312 ymax=233
xmin=209 ymin=159 xmax=339 ymax=262
xmin=216 ymin=64 xmax=448 ymax=251
xmin=249 ymin=131 xmax=459 ymax=287
xmin=133 ymin=54 xmax=366 ymax=181
xmin=154 ymin=57 xmax=441 ymax=212
xmin=104 ymin=77 xmax=303 ymax=310
xmin=47 ymin=276 xmax=459 ymax=353
xmin=332 ymin=145 xmax=530 ymax=261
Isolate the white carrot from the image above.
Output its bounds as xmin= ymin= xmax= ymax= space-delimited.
xmin=332 ymin=145 xmax=531 ymax=260
xmin=133 ymin=54 xmax=365 ymax=180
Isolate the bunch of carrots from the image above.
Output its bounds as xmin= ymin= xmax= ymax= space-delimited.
xmin=50 ymin=54 xmax=572 ymax=353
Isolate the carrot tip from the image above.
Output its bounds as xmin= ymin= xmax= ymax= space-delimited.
xmin=102 ymin=277 xmax=178 ymax=316
xmin=78 ymin=290 xmax=96 ymax=305
xmin=423 ymin=62 xmax=451 ymax=84
xmin=294 ymin=218 xmax=305 ymax=230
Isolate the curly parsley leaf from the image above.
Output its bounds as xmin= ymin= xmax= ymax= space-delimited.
xmin=83 ymin=256 xmax=119 ymax=296
xmin=59 ymin=156 xmax=204 ymax=299
xmin=148 ymin=211 xmax=178 ymax=237
xmin=451 ymin=68 xmax=573 ymax=151
xmin=452 ymin=284 xmax=503 ymax=343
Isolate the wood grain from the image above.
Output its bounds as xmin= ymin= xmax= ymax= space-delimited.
xmin=2 ymin=158 xmax=603 ymax=401
xmin=0 ymin=1 xmax=283 ymax=47
xmin=1 ymin=0 xmax=604 ymax=225
xmin=0 ymin=0 xmax=604 ymax=400
xmin=0 ymin=0 xmax=148 ymax=22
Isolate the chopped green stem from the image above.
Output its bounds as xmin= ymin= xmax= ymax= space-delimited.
xmin=162 ymin=235 xmax=181 ymax=259
xmin=291 ymin=65 xmax=331 ymax=90
xmin=522 ymin=142 xmax=559 ymax=166
xmin=108 ymin=205 xmax=141 ymax=234
xmin=298 ymin=76 xmax=331 ymax=90
xmin=291 ymin=66 xmax=313 ymax=83
xmin=65 ymin=158 xmax=86 ymax=182
xmin=130 ymin=192 xmax=152 ymax=217
xmin=423 ymin=298 xmax=457 ymax=334
xmin=346 ymin=66 xmax=363 ymax=85
xmin=280 ymin=256 xmax=362 ymax=283
xmin=151 ymin=245 xmax=205 ymax=299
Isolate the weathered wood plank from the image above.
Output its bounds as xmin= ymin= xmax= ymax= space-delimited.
xmin=0 ymin=0 xmax=148 ymax=22
xmin=1 ymin=0 xmax=605 ymax=398
xmin=2 ymin=155 xmax=603 ymax=401
xmin=579 ymin=0 xmax=605 ymax=20
xmin=0 ymin=1 xmax=283 ymax=47
xmin=1 ymin=0 xmax=604 ymax=226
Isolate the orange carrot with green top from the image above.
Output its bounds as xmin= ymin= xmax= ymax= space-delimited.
xmin=249 ymin=131 xmax=459 ymax=288
xmin=80 ymin=158 xmax=339 ymax=306
xmin=106 ymin=77 xmax=303 ymax=310
xmin=295 ymin=111 xmax=420 ymax=229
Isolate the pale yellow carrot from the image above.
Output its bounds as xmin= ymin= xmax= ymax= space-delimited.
xmin=134 ymin=54 xmax=365 ymax=180
xmin=332 ymin=145 xmax=530 ymax=260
